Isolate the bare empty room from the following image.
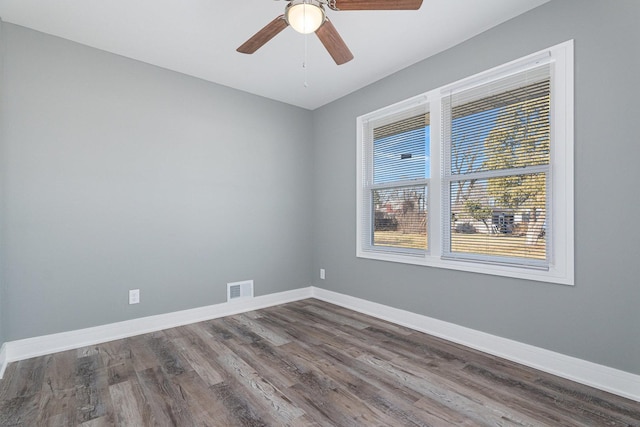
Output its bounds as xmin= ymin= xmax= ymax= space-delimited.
xmin=0 ymin=0 xmax=639 ymax=425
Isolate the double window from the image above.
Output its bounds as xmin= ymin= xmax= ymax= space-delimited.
xmin=356 ymin=41 xmax=573 ymax=285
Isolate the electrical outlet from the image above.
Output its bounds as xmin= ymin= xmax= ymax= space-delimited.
xmin=320 ymin=268 xmax=325 ymax=280
xmin=129 ymin=289 xmax=140 ymax=304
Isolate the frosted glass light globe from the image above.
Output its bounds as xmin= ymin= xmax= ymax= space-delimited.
xmin=286 ymin=1 xmax=325 ymax=34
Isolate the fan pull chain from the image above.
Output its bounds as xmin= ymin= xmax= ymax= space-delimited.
xmin=303 ymin=33 xmax=309 ymax=88
xmin=303 ymin=1 xmax=308 ymax=87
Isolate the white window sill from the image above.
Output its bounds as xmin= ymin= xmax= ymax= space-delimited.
xmin=356 ymin=249 xmax=574 ymax=286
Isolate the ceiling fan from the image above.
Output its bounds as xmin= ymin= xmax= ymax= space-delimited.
xmin=237 ymin=0 xmax=424 ymax=65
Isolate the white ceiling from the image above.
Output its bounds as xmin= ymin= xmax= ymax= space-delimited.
xmin=0 ymin=0 xmax=548 ymax=110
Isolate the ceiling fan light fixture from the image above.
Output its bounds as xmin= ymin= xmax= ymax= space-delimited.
xmin=286 ymin=0 xmax=325 ymax=34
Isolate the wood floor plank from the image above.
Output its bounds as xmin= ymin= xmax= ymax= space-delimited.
xmin=458 ymin=360 xmax=633 ymax=426
xmin=287 ymin=339 xmax=428 ymax=405
xmin=74 ymin=354 xmax=112 ymax=424
xmin=43 ymin=349 xmax=77 ymax=392
xmin=306 ymin=349 xmax=461 ymax=427
xmin=355 ymin=351 xmax=545 ymax=426
xmin=45 ymin=412 xmax=75 ymax=427
xmin=225 ymin=335 xmax=412 ymax=426
xmin=31 ymin=349 xmax=79 ymax=425
xmin=125 ymin=334 xmax=163 ymax=373
xmin=310 ymin=339 xmax=494 ymax=426
xmin=172 ymin=336 xmax=224 ymax=386
xmin=260 ymin=305 xmax=351 ymax=347
xmin=178 ymin=323 xmax=302 ymax=425
xmin=0 ymin=392 xmax=42 ymax=426
xmin=208 ymin=381 xmax=273 ymax=426
xmin=297 ymin=304 xmax=371 ymax=330
xmin=135 ymin=366 xmax=198 ymax=426
xmin=344 ymin=327 xmax=578 ymax=425
xmin=145 ymin=332 xmax=190 ymax=377
xmin=339 ymin=321 xmax=584 ymax=423
xmin=35 ymin=382 xmax=77 ymax=425
xmin=1 ymin=299 xmax=638 ymax=426
xmin=230 ymin=313 xmax=292 ymax=346
xmin=222 ymin=338 xmax=298 ymax=389
xmin=79 ymin=415 xmax=115 ymax=426
xmin=108 ymin=380 xmax=145 ymax=426
xmin=303 ymin=298 xmax=415 ymax=335
xmin=377 ymin=325 xmax=640 ymax=426
xmin=3 ymin=357 xmax=47 ymax=399
xmin=169 ymin=370 xmax=239 ymax=426
xmin=215 ymin=348 xmax=307 ymax=424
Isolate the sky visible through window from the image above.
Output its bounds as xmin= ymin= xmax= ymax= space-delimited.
xmin=373 ymin=126 xmax=430 ymax=184
xmin=372 ymin=108 xmax=501 ymax=184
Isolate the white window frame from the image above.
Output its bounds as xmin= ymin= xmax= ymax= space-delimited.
xmin=358 ymin=94 xmax=430 ymax=257
xmin=356 ymin=40 xmax=574 ymax=286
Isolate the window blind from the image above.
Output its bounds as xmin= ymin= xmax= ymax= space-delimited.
xmin=361 ymin=102 xmax=430 ymax=253
xmin=442 ymin=64 xmax=551 ymax=269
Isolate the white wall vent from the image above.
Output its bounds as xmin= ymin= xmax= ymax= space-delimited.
xmin=227 ymin=280 xmax=254 ymax=302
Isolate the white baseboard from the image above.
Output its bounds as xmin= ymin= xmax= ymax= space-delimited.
xmin=1 ymin=285 xmax=638 ymax=403
xmin=0 ymin=343 xmax=7 ymax=379
xmin=0 ymin=286 xmax=313 ymax=378
xmin=310 ymin=286 xmax=640 ymax=402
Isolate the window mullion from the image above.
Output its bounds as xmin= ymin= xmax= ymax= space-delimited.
xmin=444 ymin=164 xmax=549 ymax=182
xmin=370 ymin=179 xmax=429 ymax=191
xmin=429 ymin=93 xmax=442 ymax=257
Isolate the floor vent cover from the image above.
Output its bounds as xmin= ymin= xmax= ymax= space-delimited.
xmin=227 ymin=280 xmax=254 ymax=302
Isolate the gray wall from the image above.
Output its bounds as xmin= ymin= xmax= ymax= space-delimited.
xmin=0 ymin=17 xmax=5 ymax=346
xmin=0 ymin=23 xmax=313 ymax=342
xmin=312 ymin=0 xmax=640 ymax=375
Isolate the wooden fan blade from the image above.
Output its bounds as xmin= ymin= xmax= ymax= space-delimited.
xmin=331 ymin=0 xmax=423 ymax=11
xmin=315 ymin=19 xmax=354 ymax=65
xmin=237 ymin=15 xmax=288 ymax=54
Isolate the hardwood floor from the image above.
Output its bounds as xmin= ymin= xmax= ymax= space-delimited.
xmin=1 ymin=299 xmax=639 ymax=426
